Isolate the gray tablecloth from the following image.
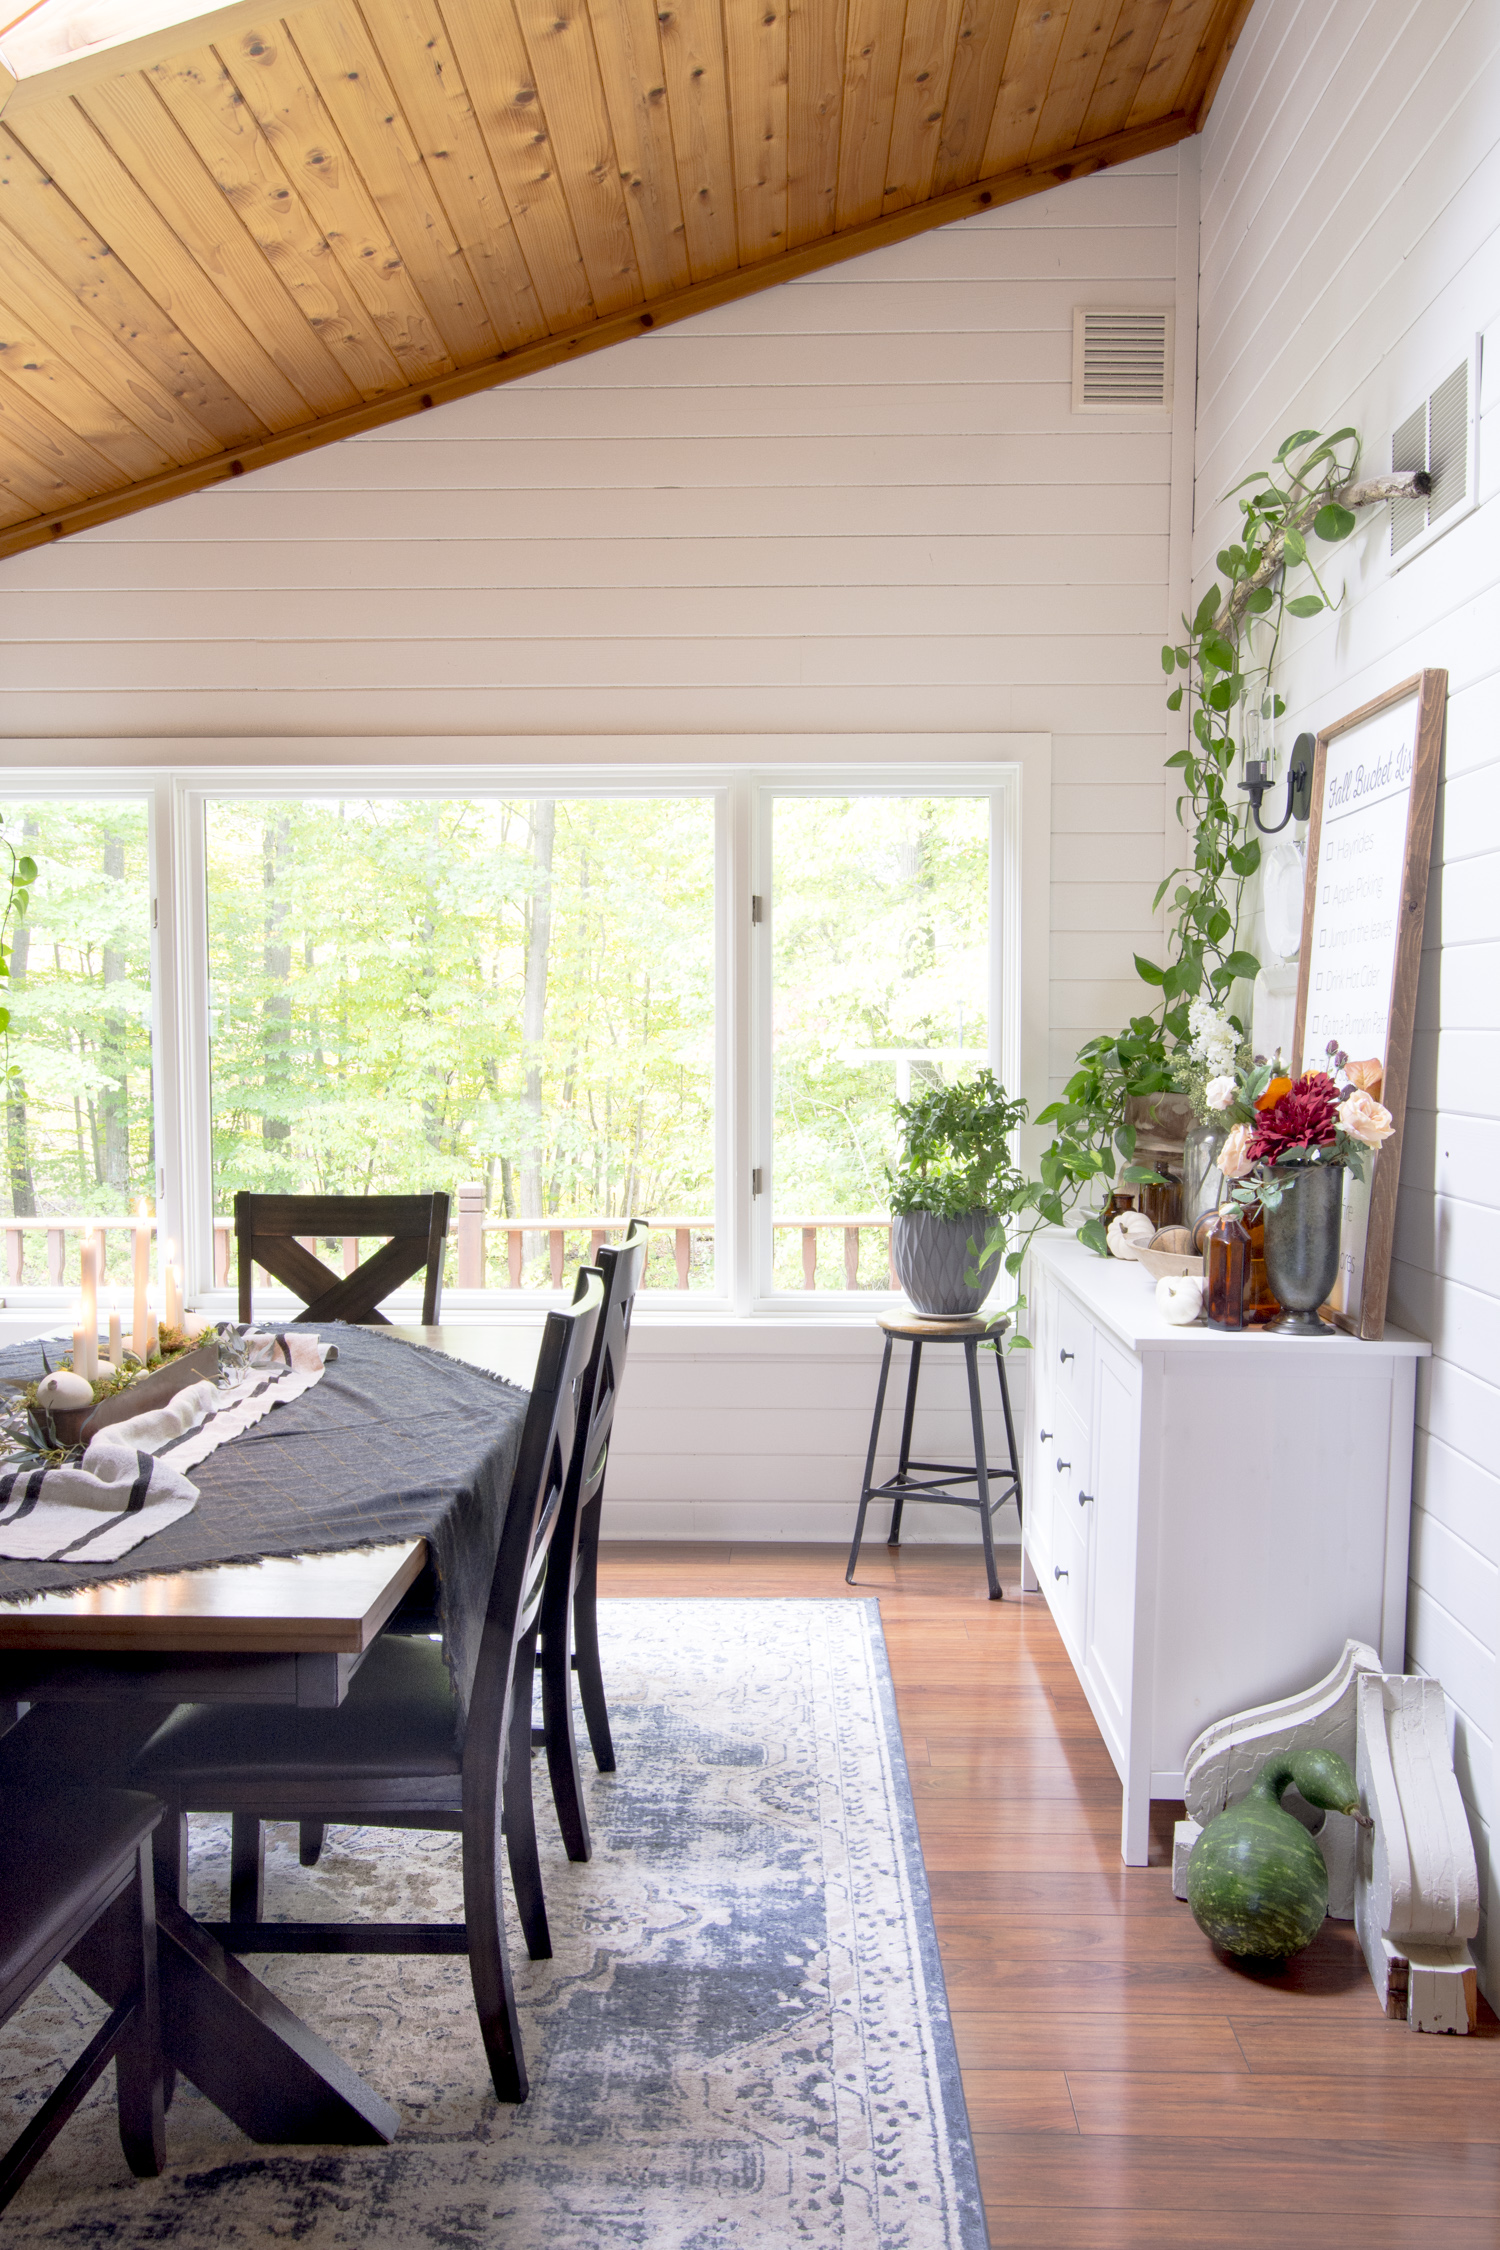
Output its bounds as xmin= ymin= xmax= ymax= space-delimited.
xmin=0 ymin=1325 xmax=530 ymax=1719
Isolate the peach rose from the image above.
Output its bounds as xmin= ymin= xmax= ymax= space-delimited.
xmin=1218 ymin=1122 xmax=1256 ymax=1180
xmin=1345 ymin=1058 xmax=1384 ymax=1098
xmin=1338 ymin=1090 xmax=1394 ymax=1149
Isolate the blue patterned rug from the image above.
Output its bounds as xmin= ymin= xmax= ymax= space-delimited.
xmin=0 ymin=1598 xmax=988 ymax=2247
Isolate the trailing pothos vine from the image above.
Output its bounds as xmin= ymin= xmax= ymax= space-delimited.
xmin=988 ymin=422 xmax=1403 ymax=1340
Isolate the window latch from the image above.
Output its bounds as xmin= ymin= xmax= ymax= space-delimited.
xmin=750 ymin=895 xmax=763 ymax=925
xmin=751 ymin=1168 xmax=763 ymax=1197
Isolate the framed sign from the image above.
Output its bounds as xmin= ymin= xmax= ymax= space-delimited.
xmin=1292 ymin=668 xmax=1446 ymax=1339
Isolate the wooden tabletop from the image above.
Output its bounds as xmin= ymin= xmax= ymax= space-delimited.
xmin=0 ymin=1320 xmax=544 ymax=1655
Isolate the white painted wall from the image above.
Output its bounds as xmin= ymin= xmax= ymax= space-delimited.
xmin=1194 ymin=0 xmax=1500 ymax=1997
xmin=0 ymin=149 xmax=1190 ymax=1547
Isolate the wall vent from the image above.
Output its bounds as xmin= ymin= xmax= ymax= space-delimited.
xmin=1072 ymin=308 xmax=1172 ymax=411
xmin=1390 ymin=344 xmax=1480 ymax=564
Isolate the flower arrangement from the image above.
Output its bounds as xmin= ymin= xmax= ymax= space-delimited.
xmin=1172 ymin=999 xmax=1253 ymax=1124
xmin=1206 ymin=1041 xmax=1394 ymax=1208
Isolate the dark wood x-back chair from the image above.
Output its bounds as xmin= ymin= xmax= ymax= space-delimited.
xmin=235 ymin=1191 xmax=450 ymax=1326
xmin=538 ymin=1219 xmax=649 ymax=1862
xmin=135 ymin=1270 xmax=604 ymax=2106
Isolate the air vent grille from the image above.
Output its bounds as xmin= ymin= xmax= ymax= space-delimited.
xmin=1391 ymin=353 xmax=1475 ymax=557
xmin=1072 ymin=309 xmax=1172 ymax=412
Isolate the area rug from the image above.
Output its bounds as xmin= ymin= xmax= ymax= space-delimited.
xmin=0 ymin=1598 xmax=987 ymax=2247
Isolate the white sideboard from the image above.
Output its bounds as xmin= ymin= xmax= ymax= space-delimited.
xmin=1021 ymin=1234 xmax=1429 ymax=1863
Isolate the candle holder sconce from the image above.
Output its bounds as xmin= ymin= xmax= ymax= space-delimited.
xmin=1241 ymin=730 xmax=1315 ymax=835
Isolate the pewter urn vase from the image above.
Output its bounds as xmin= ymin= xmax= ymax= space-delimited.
xmin=1261 ymin=1163 xmax=1343 ymax=1336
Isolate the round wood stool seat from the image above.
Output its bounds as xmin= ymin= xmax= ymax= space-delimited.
xmin=848 ymin=1311 xmax=1023 ymax=1601
xmin=875 ymin=1310 xmax=1011 ymax=1342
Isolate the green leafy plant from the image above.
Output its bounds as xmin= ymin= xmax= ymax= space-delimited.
xmin=886 ymin=1069 xmax=1029 ymax=1221
xmin=1022 ymin=426 xmax=1369 ymax=1245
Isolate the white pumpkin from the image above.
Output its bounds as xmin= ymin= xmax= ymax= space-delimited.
xmin=1157 ymin=1273 xmax=1204 ymax=1325
xmin=1107 ymin=1211 xmax=1156 ymax=1262
xmin=35 ymin=1369 xmax=95 ymax=1411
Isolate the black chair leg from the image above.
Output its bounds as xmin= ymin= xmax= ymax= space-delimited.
xmin=299 ymin=1821 xmax=326 ymax=1868
xmin=462 ymin=1781 xmax=528 ymax=2105
xmin=150 ymin=1812 xmax=186 ymax=2112
xmin=504 ymin=1627 xmax=551 ymax=1962
xmin=847 ymin=1337 xmax=894 ymax=1583
xmin=229 ymin=1813 xmax=265 ymax=1923
xmin=888 ymin=1341 xmax=922 ymax=1547
xmin=541 ymin=1555 xmax=592 ymax=1865
xmin=965 ymin=1341 xmax=1002 ymax=1602
xmin=115 ymin=1840 xmax=166 ymax=2179
xmin=572 ymin=1499 xmax=615 ymax=1776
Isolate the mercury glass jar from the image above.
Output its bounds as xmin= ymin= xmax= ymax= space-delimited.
xmin=1182 ymin=1119 xmax=1227 ymax=1234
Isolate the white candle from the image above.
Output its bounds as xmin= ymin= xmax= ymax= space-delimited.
xmin=132 ymin=1218 xmax=151 ymax=1358
xmin=79 ymin=1230 xmax=98 ymax=1350
xmin=164 ymin=1262 xmax=183 ymax=1334
xmin=72 ymin=1323 xmax=97 ymax=1382
xmin=145 ymin=1310 xmax=159 ymax=1359
xmin=108 ymin=1305 xmax=122 ymax=1365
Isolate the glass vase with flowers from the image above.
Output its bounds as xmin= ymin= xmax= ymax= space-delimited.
xmin=1204 ymin=1044 xmax=1395 ymax=1334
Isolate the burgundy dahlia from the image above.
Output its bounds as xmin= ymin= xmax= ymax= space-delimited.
xmin=1246 ymin=1071 xmax=1341 ymax=1166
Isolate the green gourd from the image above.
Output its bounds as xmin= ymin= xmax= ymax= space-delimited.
xmin=1186 ymin=1747 xmax=1361 ymax=1960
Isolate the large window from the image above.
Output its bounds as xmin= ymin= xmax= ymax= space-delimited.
xmin=0 ymin=758 xmax=1023 ymax=1313
xmin=767 ymin=793 xmax=991 ymax=1291
xmin=203 ymin=796 xmax=716 ymax=1293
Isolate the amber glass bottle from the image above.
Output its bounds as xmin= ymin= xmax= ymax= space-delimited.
xmin=1242 ymin=1201 xmax=1280 ymax=1325
xmin=1139 ymin=1168 xmax=1182 ymax=1232
xmin=1203 ymin=1204 xmax=1250 ymax=1331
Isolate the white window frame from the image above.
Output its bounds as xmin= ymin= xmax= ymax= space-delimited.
xmin=0 ymin=735 xmax=1048 ymax=1323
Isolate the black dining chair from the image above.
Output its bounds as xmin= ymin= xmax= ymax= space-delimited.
xmin=0 ymin=1784 xmax=165 ymax=2208
xmin=234 ymin=1190 xmax=450 ymax=1327
xmin=537 ymin=1219 xmax=649 ymax=1862
xmin=132 ymin=1269 xmax=604 ymax=2105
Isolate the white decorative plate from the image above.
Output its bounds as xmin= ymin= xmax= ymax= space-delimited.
xmin=1263 ymin=838 xmax=1307 ymax=960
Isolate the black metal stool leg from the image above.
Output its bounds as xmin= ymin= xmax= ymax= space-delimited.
xmin=965 ymin=1340 xmax=1002 ymax=1601
xmin=847 ymin=1337 xmax=895 ymax=1584
xmin=888 ymin=1340 xmax=922 ymax=1547
xmin=992 ymin=1335 xmax=1023 ymax=1542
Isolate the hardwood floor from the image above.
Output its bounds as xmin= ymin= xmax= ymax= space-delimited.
xmin=596 ymin=1540 xmax=1500 ymax=2250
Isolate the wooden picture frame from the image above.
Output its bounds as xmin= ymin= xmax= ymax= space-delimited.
xmin=1291 ymin=668 xmax=1446 ymax=1340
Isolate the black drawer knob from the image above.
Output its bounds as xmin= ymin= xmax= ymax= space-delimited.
xmin=1053 ymin=1565 xmax=1069 ymax=1581
xmin=1039 ymin=1428 xmax=1053 ymax=1443
xmin=1059 ymin=1348 xmax=1074 ymax=1364
xmin=1055 ymin=1456 xmax=1070 ymax=1473
xmin=1078 ymin=1490 xmax=1094 ymax=1508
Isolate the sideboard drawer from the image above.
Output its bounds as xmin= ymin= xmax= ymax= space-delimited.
xmin=1052 ymin=1289 xmax=1095 ymax=1420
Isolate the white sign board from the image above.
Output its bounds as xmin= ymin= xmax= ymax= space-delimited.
xmin=1293 ymin=671 xmax=1445 ymax=1340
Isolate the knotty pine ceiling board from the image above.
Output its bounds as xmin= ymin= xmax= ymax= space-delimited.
xmin=0 ymin=0 xmax=1252 ymax=557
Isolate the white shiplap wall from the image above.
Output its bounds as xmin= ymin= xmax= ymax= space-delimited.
xmin=1195 ymin=0 xmax=1500 ymax=1996
xmin=0 ymin=150 xmax=1189 ymax=1540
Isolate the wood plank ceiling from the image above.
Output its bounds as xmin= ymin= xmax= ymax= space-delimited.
xmin=0 ymin=0 xmax=1251 ymax=557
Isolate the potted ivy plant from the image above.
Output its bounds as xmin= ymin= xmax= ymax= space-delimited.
xmin=886 ymin=1070 xmax=1029 ymax=1317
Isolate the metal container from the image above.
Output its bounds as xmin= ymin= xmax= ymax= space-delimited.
xmin=1261 ymin=1164 xmax=1343 ymax=1335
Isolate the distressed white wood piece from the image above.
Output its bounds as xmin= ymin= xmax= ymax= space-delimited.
xmin=1355 ymin=1672 xmax=1480 ymax=2032
xmin=1172 ymin=1816 xmax=1201 ymax=1901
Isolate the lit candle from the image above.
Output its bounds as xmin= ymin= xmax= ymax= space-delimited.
xmin=108 ymin=1302 xmax=122 ymax=1366
xmin=72 ymin=1324 xmax=92 ymax=1381
xmin=132 ymin=1211 xmax=151 ymax=1359
xmin=145 ymin=1309 xmax=159 ymax=1360
xmin=79 ymin=1229 xmax=98 ymax=1354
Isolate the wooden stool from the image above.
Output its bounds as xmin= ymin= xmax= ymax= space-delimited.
xmin=846 ymin=1310 xmax=1023 ymax=1602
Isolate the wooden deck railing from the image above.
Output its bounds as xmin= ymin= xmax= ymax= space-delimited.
xmin=5 ymin=1201 xmax=897 ymax=1294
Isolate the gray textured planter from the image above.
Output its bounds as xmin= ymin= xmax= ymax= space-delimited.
xmin=891 ymin=1208 xmax=1002 ymax=1317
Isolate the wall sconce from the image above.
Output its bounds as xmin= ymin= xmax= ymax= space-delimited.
xmin=1241 ymin=731 xmax=1315 ymax=834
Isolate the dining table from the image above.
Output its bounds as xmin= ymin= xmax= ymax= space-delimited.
xmin=0 ymin=1320 xmax=543 ymax=2148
